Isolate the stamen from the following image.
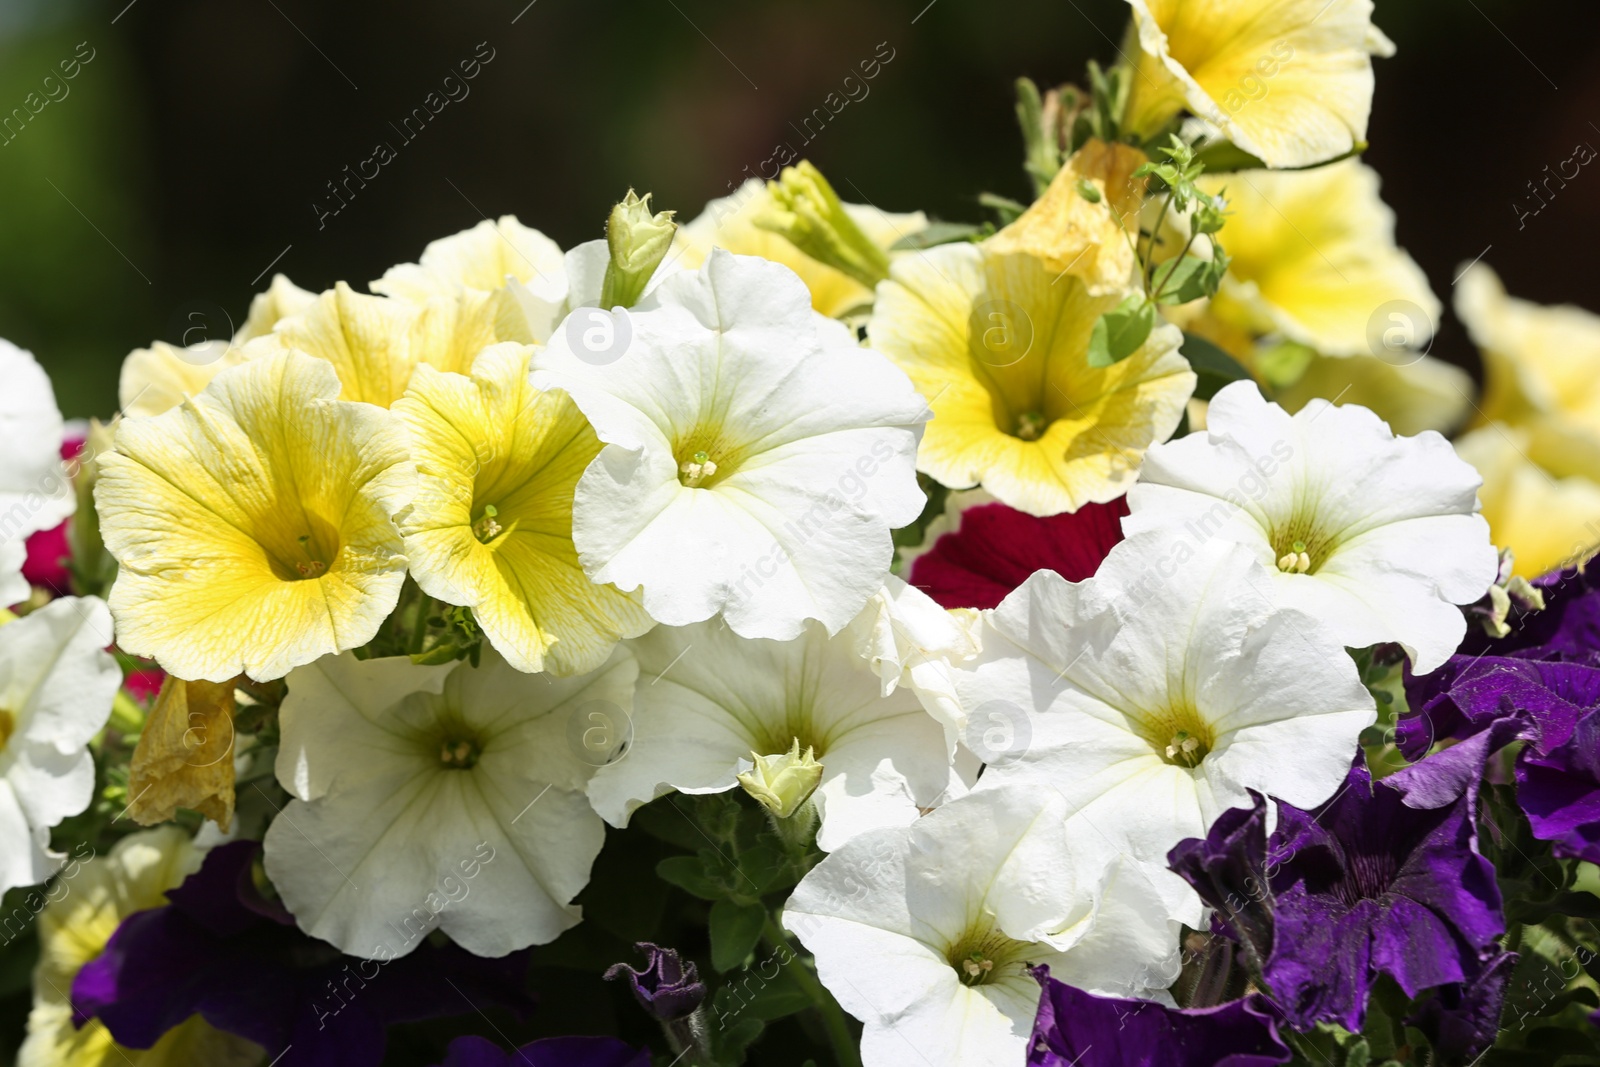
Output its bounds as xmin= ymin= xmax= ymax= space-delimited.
xmin=680 ymin=450 xmax=719 ymax=488
xmin=472 ymin=504 xmax=504 ymax=544
xmin=1014 ymin=412 xmax=1048 ymax=442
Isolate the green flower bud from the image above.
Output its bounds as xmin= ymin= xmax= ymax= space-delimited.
xmin=600 ymin=189 xmax=676 ymax=310
xmin=736 ymin=738 xmax=823 ymax=820
xmin=755 ymin=161 xmax=890 ymax=291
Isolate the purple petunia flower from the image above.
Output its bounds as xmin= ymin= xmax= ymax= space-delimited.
xmin=1515 ymin=704 xmax=1600 ymax=864
xmin=432 ymin=1034 xmax=650 ymax=1067
xmin=71 ymin=840 xmax=535 ymax=1067
xmin=1026 ymin=966 xmax=1291 ymax=1066
xmin=603 ymin=942 xmax=706 ymax=1022
xmin=1168 ymin=763 xmax=1506 ymax=1037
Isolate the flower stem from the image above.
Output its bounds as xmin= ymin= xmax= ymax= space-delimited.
xmin=762 ymin=918 xmax=860 ymax=1067
xmin=407 ymin=590 xmax=433 ymax=655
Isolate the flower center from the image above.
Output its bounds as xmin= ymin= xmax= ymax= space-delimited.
xmin=267 ymin=513 xmax=341 ymax=582
xmin=1013 ymin=411 xmax=1050 ymax=442
xmin=438 ymin=736 xmax=482 ymax=770
xmin=946 ymin=926 xmax=1030 ymax=987
xmin=1136 ymin=705 xmax=1216 ymax=769
xmin=673 ymin=428 xmax=742 ymax=490
xmin=471 ymin=504 xmax=504 ymax=544
xmin=1338 ymin=850 xmax=1400 ymax=906
xmin=1269 ymin=516 xmax=1337 ymax=575
xmin=679 ymin=450 xmax=719 ymax=488
xmin=291 ymin=534 xmax=330 ymax=580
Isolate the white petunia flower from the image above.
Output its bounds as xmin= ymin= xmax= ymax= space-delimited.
xmin=0 ymin=340 xmax=74 ymax=605
xmin=1125 ymin=380 xmax=1499 ymax=671
xmin=532 ymin=249 xmax=928 ymax=640
xmin=847 ymin=574 xmax=982 ymax=754
xmin=783 ymin=787 xmax=1181 ymax=1067
xmin=587 ymin=610 xmax=959 ymax=851
xmin=0 ymin=597 xmax=120 ymax=895
xmin=264 ymin=646 xmax=634 ymax=959
xmin=949 ymin=535 xmax=1375 ymax=921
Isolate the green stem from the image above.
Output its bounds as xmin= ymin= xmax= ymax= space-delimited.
xmin=407 ymin=590 xmax=433 ymax=655
xmin=1151 ymin=230 xmax=1199 ymax=302
xmin=1143 ymin=193 xmax=1174 ymax=289
xmin=763 ymin=918 xmax=860 ymax=1067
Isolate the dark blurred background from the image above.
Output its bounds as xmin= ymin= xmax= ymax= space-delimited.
xmin=2 ymin=0 xmax=1597 ymax=419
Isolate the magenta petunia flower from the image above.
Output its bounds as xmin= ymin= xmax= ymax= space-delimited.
xmin=904 ymin=492 xmax=1126 ymax=610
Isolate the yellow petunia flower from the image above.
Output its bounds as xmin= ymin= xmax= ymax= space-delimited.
xmin=676 ymin=178 xmax=926 ymax=319
xmin=236 ymin=273 xmax=318 ymax=342
xmin=1197 ymin=160 xmax=1438 ymax=358
xmin=867 ymin=242 xmax=1194 ymax=516
xmin=19 ymin=827 xmax=261 ymax=1067
xmin=251 ymin=282 xmax=499 ymax=408
xmin=96 ymin=350 xmax=414 ymax=683
xmin=118 ymin=341 xmax=251 ymax=419
xmin=986 ymin=139 xmax=1147 ymax=296
xmin=371 ymin=214 xmax=566 ymax=302
xmin=1456 ymin=264 xmax=1600 ymax=438
xmin=394 ymin=344 xmax=652 ymax=675
xmin=1121 ymin=0 xmax=1395 ymax=169
xmin=1455 ymin=423 xmax=1600 ymax=579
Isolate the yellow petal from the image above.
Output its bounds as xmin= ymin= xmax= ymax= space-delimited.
xmin=372 ymin=215 xmax=566 ymax=301
xmin=1456 ymin=264 xmax=1600 ymax=437
xmin=676 ymin=179 xmax=926 ymax=318
xmin=235 ymin=273 xmax=318 ymax=342
xmin=1200 ymin=161 xmax=1438 ymax=357
xmin=118 ymin=341 xmax=252 ymax=419
xmin=987 ymin=139 xmax=1146 ymax=296
xmin=127 ymin=676 xmax=237 ymax=830
xmin=395 ymin=344 xmax=653 ymax=675
xmin=96 ymin=350 xmax=414 ymax=682
xmin=1124 ymin=0 xmax=1393 ymax=168
xmin=868 ymin=243 xmax=1194 ymax=516
xmin=1456 ymin=423 xmax=1600 ymax=579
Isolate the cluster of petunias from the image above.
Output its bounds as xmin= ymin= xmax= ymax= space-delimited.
xmin=2 ymin=2 xmax=1597 ymax=1065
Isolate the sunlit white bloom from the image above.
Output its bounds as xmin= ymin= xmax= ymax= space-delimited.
xmin=949 ymin=536 xmax=1375 ymax=919
xmin=587 ymin=611 xmax=959 ymax=851
xmin=847 ymin=574 xmax=982 ymax=753
xmin=783 ymin=787 xmax=1181 ymax=1067
xmin=0 ymin=340 xmax=74 ymax=605
xmin=264 ymin=647 xmax=634 ymax=959
xmin=1125 ymin=380 xmax=1499 ymax=671
xmin=0 ymin=597 xmax=121 ymax=895
xmin=533 ymin=249 xmax=927 ymax=640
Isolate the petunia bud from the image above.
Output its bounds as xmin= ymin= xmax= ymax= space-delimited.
xmin=755 ymin=161 xmax=890 ymax=290
xmin=604 ymin=941 xmax=707 ymax=1022
xmin=737 ymin=738 xmax=824 ymax=820
xmin=599 ymin=189 xmax=676 ymax=311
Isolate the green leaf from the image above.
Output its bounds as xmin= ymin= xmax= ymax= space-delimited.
xmin=1153 ymin=255 xmax=1215 ymax=305
xmin=1178 ymin=332 xmax=1252 ymax=401
xmin=656 ymin=855 xmax=728 ymax=901
xmin=710 ymin=899 xmax=767 ymax=972
xmin=1087 ymin=295 xmax=1156 ymax=368
xmin=890 ymin=220 xmax=992 ymax=250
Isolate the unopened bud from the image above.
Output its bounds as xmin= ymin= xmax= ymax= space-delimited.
xmin=600 ymin=189 xmax=676 ymax=310
xmin=736 ymin=737 xmax=824 ymax=820
xmin=755 ymin=161 xmax=890 ymax=290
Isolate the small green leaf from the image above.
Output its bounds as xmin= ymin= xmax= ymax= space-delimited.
xmin=890 ymin=220 xmax=993 ymax=251
xmin=1179 ymin=332 xmax=1252 ymax=401
xmin=1153 ymin=255 xmax=1215 ymax=305
xmin=1087 ymin=295 xmax=1156 ymax=368
xmin=710 ymin=898 xmax=767 ymax=971
xmin=1074 ymin=177 xmax=1102 ymax=204
xmin=656 ymin=855 xmax=727 ymax=901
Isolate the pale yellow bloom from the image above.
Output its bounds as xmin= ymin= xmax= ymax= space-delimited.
xmin=1122 ymin=0 xmax=1394 ymax=168
xmin=676 ymin=178 xmax=926 ymax=318
xmin=1275 ymin=352 xmax=1473 ymax=437
xmin=118 ymin=342 xmax=251 ymax=419
xmin=1456 ymin=264 xmax=1600 ymax=438
xmin=19 ymin=827 xmax=261 ymax=1067
xmin=236 ymin=273 xmax=317 ymax=342
xmin=96 ymin=351 xmax=414 ymax=683
xmin=868 ymin=242 xmax=1193 ymax=516
xmin=986 ymin=139 xmax=1147 ymax=296
xmin=1455 ymin=423 xmax=1600 ymax=579
xmin=252 ymin=282 xmax=498 ymax=408
xmin=1198 ymin=161 xmax=1438 ymax=358
xmin=394 ymin=344 xmax=652 ymax=675
xmin=371 ymin=215 xmax=566 ymax=302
